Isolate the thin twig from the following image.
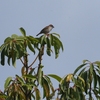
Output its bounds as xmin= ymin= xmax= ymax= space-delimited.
xmin=20 ymin=58 xmax=24 ymax=65
xmin=28 ymin=54 xmax=39 ymax=68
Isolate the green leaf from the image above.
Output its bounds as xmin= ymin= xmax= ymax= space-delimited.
xmin=54 ymin=43 xmax=59 ymax=59
xmin=48 ymin=74 xmax=62 ymax=82
xmin=11 ymin=34 xmax=18 ymax=38
xmin=74 ymin=63 xmax=87 ymax=75
xmin=42 ymin=77 xmax=50 ymax=98
xmin=90 ymin=63 xmax=94 ymax=74
xmin=78 ymin=67 xmax=86 ymax=76
xmin=49 ymin=34 xmax=53 ymax=46
xmin=46 ymin=37 xmax=51 ymax=49
xmin=15 ymin=43 xmax=24 ymax=59
xmin=4 ymin=77 xmax=12 ymax=89
xmin=40 ymin=35 xmax=46 ymax=46
xmin=52 ymin=33 xmax=60 ymax=38
xmin=53 ymin=35 xmax=64 ymax=51
xmin=43 ymin=75 xmax=54 ymax=94
xmin=23 ymin=74 xmax=36 ymax=80
xmin=16 ymin=75 xmax=24 ymax=85
xmin=12 ymin=51 xmax=17 ymax=67
xmin=94 ymin=61 xmax=100 ymax=68
xmin=97 ymin=75 xmax=100 ymax=92
xmin=77 ymin=76 xmax=85 ymax=87
xmin=0 ymin=44 xmax=5 ymax=52
xmin=15 ymin=84 xmax=26 ymax=100
xmin=4 ymin=37 xmax=11 ymax=43
xmin=35 ymin=88 xmax=41 ymax=100
xmin=19 ymin=27 xmax=26 ymax=36
xmin=27 ymin=40 xmax=35 ymax=54
xmin=46 ymin=48 xmax=51 ymax=56
xmin=7 ymin=56 xmax=11 ymax=66
xmin=38 ymin=66 xmax=43 ymax=86
xmin=95 ymin=67 xmax=100 ymax=75
xmin=1 ymin=48 xmax=5 ymax=65
xmin=83 ymin=59 xmax=90 ymax=64
xmin=29 ymin=67 xmax=35 ymax=75
xmin=0 ymin=94 xmax=7 ymax=99
xmin=21 ymin=66 xmax=25 ymax=76
xmin=15 ymin=36 xmax=25 ymax=41
xmin=83 ymin=71 xmax=89 ymax=94
xmin=46 ymin=37 xmax=52 ymax=56
xmin=27 ymin=36 xmax=39 ymax=43
xmin=93 ymin=70 xmax=97 ymax=89
xmin=23 ymin=83 xmax=36 ymax=90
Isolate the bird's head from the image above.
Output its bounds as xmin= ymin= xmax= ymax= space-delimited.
xmin=49 ymin=24 xmax=54 ymax=28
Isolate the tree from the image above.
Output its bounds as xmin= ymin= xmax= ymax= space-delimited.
xmin=0 ymin=27 xmax=100 ymax=100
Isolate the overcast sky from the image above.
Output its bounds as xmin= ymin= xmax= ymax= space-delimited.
xmin=0 ymin=0 xmax=100 ymax=92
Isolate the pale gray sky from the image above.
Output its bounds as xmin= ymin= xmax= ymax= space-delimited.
xmin=0 ymin=1 xmax=100 ymax=92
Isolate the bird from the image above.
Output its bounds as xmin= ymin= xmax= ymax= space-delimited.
xmin=36 ymin=24 xmax=54 ymax=36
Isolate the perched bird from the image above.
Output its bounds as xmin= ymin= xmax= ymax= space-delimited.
xmin=36 ymin=24 xmax=54 ymax=36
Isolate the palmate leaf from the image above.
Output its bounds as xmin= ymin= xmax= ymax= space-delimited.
xmin=0 ymin=33 xmax=27 ymax=66
xmin=36 ymin=33 xmax=63 ymax=59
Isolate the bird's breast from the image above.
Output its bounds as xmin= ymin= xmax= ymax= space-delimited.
xmin=48 ymin=26 xmax=53 ymax=31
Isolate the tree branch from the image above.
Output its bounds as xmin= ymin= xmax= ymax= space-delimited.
xmin=20 ymin=58 xmax=24 ymax=65
xmin=28 ymin=54 xmax=39 ymax=68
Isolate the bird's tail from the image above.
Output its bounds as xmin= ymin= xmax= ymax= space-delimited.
xmin=36 ymin=33 xmax=40 ymax=36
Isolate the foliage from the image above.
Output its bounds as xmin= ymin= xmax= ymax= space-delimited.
xmin=0 ymin=27 xmax=100 ymax=100
xmin=0 ymin=27 xmax=63 ymax=100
